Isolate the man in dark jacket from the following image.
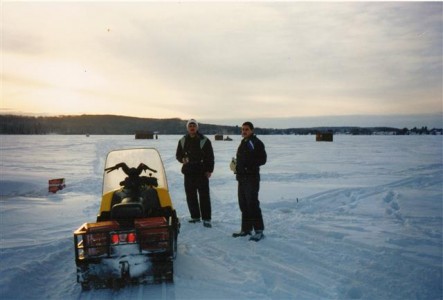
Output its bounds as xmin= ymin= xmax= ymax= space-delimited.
xmin=176 ymin=119 xmax=214 ymax=228
xmin=232 ymin=121 xmax=267 ymax=241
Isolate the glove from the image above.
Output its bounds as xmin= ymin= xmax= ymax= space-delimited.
xmin=229 ymin=158 xmax=237 ymax=173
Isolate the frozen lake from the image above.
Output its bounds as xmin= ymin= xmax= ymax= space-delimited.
xmin=1 ymin=134 xmax=442 ymax=299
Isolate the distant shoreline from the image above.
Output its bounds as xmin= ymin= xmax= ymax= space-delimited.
xmin=0 ymin=114 xmax=441 ymax=136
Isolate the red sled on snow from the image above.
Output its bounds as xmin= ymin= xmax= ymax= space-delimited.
xmin=48 ymin=178 xmax=65 ymax=193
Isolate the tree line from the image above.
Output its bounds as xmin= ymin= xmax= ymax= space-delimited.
xmin=0 ymin=114 xmax=441 ymax=135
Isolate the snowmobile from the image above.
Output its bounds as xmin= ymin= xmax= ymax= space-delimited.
xmin=74 ymin=148 xmax=180 ymax=290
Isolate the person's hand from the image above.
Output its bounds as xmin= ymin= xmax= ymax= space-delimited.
xmin=230 ymin=158 xmax=236 ymax=173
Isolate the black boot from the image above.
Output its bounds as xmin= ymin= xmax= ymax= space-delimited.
xmin=232 ymin=231 xmax=251 ymax=238
xmin=188 ymin=218 xmax=201 ymax=223
xmin=249 ymin=230 xmax=264 ymax=242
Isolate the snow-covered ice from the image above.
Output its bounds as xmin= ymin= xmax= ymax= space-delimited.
xmin=0 ymin=134 xmax=442 ymax=299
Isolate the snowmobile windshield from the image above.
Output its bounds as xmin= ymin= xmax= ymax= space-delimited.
xmin=102 ymin=148 xmax=168 ymax=196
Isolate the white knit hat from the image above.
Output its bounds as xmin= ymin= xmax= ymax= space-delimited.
xmin=186 ymin=119 xmax=198 ymax=128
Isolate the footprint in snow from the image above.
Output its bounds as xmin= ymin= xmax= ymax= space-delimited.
xmin=383 ymin=190 xmax=396 ymax=204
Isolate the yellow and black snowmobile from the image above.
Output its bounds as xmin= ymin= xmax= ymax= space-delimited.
xmin=74 ymin=148 xmax=180 ymax=290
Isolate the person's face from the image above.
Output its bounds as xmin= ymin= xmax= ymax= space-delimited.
xmin=187 ymin=123 xmax=198 ymax=135
xmin=241 ymin=125 xmax=253 ymax=139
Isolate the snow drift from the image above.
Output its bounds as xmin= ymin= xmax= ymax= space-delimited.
xmin=0 ymin=134 xmax=441 ymax=299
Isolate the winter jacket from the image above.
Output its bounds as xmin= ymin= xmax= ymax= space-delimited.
xmin=236 ymin=134 xmax=267 ymax=179
xmin=176 ymin=132 xmax=214 ymax=176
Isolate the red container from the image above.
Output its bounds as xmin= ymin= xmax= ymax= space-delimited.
xmin=48 ymin=178 xmax=66 ymax=193
xmin=84 ymin=221 xmax=119 ymax=256
xmin=135 ymin=217 xmax=169 ymax=251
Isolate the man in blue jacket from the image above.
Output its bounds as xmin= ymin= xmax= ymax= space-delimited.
xmin=176 ymin=119 xmax=214 ymax=228
xmin=232 ymin=121 xmax=267 ymax=241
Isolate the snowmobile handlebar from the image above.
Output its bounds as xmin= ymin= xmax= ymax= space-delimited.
xmin=105 ymin=162 xmax=157 ymax=176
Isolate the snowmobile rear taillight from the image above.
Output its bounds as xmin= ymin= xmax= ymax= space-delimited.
xmin=111 ymin=234 xmax=119 ymax=244
xmin=127 ymin=232 xmax=137 ymax=243
xmin=110 ymin=232 xmax=137 ymax=245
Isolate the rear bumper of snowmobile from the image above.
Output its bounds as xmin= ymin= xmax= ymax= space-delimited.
xmin=76 ymin=250 xmax=173 ymax=289
xmin=74 ymin=216 xmax=178 ymax=290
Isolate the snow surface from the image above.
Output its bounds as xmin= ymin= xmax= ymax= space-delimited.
xmin=0 ymin=134 xmax=442 ymax=300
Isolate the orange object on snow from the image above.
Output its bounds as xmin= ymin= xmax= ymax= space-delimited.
xmin=48 ymin=178 xmax=66 ymax=193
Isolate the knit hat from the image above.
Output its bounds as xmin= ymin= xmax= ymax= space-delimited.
xmin=186 ymin=119 xmax=198 ymax=128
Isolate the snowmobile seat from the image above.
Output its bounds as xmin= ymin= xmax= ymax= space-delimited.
xmin=111 ymin=202 xmax=144 ymax=220
xmin=110 ymin=190 xmax=128 ymax=209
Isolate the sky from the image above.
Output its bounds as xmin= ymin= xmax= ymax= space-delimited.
xmin=1 ymin=1 xmax=442 ymax=128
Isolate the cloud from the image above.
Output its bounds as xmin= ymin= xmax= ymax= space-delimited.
xmin=2 ymin=1 xmax=442 ymax=120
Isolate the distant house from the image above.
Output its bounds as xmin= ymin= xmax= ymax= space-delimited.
xmin=316 ymin=132 xmax=333 ymax=142
xmin=214 ymin=134 xmax=233 ymax=141
xmin=135 ymin=131 xmax=154 ymax=139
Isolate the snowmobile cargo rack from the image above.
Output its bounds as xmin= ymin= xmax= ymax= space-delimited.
xmin=74 ymin=217 xmax=173 ymax=262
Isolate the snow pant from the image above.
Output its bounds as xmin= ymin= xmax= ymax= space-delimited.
xmin=184 ymin=175 xmax=211 ymax=221
xmin=237 ymin=175 xmax=264 ymax=232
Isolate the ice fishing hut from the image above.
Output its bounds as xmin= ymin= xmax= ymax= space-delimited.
xmin=316 ymin=132 xmax=333 ymax=142
xmin=135 ymin=131 xmax=154 ymax=139
xmin=214 ymin=134 xmax=223 ymax=141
